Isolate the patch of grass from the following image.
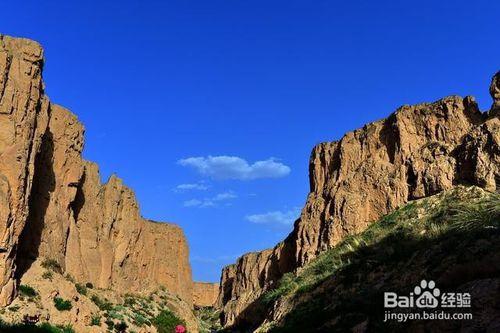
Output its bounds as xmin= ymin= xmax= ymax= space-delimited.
xmin=75 ymin=283 xmax=87 ymax=296
xmin=41 ymin=259 xmax=62 ymax=274
xmin=91 ymin=295 xmax=113 ymax=311
xmin=53 ymin=297 xmax=72 ymax=311
xmin=132 ymin=312 xmax=150 ymax=327
xmin=262 ymin=273 xmax=297 ymax=304
xmin=153 ymin=310 xmax=186 ymax=333
xmin=440 ymin=194 xmax=500 ymax=230
xmin=113 ymin=305 xmax=126 ymax=312
xmin=108 ymin=310 xmax=124 ymax=321
xmin=19 ymin=285 xmax=37 ymax=297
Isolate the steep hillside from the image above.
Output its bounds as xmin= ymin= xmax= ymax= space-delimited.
xmin=256 ymin=186 xmax=500 ymax=332
xmin=0 ymin=35 xmax=197 ymax=331
xmin=217 ymin=73 xmax=500 ymax=329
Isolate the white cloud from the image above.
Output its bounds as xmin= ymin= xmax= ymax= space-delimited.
xmin=212 ymin=192 xmax=237 ymax=201
xmin=183 ymin=191 xmax=237 ymax=208
xmin=177 ymin=155 xmax=290 ymax=180
xmin=174 ymin=182 xmax=209 ymax=192
xmin=246 ymin=207 xmax=301 ymax=226
xmin=183 ymin=199 xmax=204 ymax=207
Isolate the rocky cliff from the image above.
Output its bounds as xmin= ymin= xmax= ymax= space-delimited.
xmin=0 ymin=34 xmax=193 ymax=316
xmin=218 ymin=73 xmax=500 ymax=328
xmin=193 ymin=282 xmax=219 ymax=308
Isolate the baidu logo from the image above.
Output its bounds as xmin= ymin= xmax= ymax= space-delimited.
xmin=383 ymin=279 xmax=473 ymax=322
xmin=384 ymin=279 xmax=470 ymax=309
xmin=414 ymin=280 xmax=440 ymax=308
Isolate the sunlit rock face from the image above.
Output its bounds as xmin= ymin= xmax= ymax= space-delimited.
xmin=193 ymin=282 xmax=220 ymax=307
xmin=0 ymin=35 xmax=193 ymax=310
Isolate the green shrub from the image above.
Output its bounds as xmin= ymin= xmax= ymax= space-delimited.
xmin=91 ymin=295 xmax=113 ymax=311
xmin=53 ymin=297 xmax=72 ymax=311
xmin=19 ymin=285 xmax=37 ymax=297
xmin=85 ymin=282 xmax=94 ymax=289
xmin=153 ymin=310 xmax=185 ymax=333
xmin=90 ymin=314 xmax=101 ymax=326
xmin=105 ymin=318 xmax=114 ymax=330
xmin=114 ymin=321 xmax=128 ymax=332
xmin=75 ymin=283 xmax=87 ymax=296
xmin=42 ymin=271 xmax=53 ymax=280
xmin=41 ymin=259 xmax=62 ymax=273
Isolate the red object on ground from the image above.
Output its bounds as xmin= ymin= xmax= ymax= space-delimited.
xmin=175 ymin=325 xmax=186 ymax=333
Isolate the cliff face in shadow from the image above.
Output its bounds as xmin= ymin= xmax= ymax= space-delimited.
xmin=218 ymin=72 xmax=500 ymax=329
xmin=0 ymin=34 xmax=194 ymax=326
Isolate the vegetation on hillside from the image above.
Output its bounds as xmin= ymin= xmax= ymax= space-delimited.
xmin=53 ymin=297 xmax=72 ymax=311
xmin=1 ymin=289 xmax=188 ymax=333
xmin=40 ymin=259 xmax=62 ymax=274
xmin=259 ymin=187 xmax=500 ymax=332
xmin=19 ymin=285 xmax=38 ymax=298
xmin=153 ymin=309 xmax=186 ymax=333
xmin=196 ymin=306 xmax=222 ymax=332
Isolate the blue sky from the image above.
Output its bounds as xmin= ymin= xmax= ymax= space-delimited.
xmin=2 ymin=0 xmax=499 ymax=282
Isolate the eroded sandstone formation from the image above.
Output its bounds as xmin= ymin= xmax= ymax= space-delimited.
xmin=0 ymin=34 xmax=193 ymax=313
xmin=0 ymin=36 xmax=49 ymax=306
xmin=193 ymin=282 xmax=220 ymax=307
xmin=218 ymin=74 xmax=500 ymax=328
